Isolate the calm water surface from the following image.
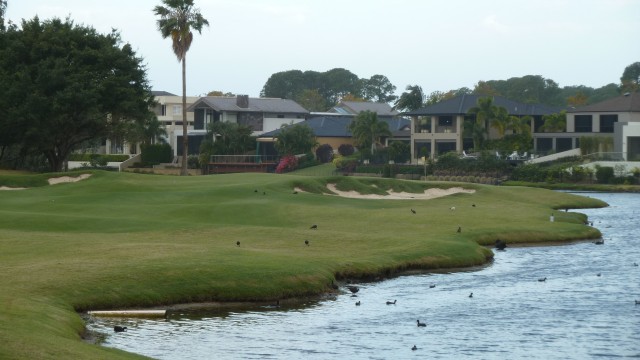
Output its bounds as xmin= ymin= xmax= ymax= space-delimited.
xmin=88 ymin=192 xmax=640 ymax=359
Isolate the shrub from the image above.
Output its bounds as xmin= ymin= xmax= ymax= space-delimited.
xmin=315 ymin=144 xmax=334 ymax=163
xmin=187 ymin=155 xmax=200 ymax=169
xmin=141 ymin=144 xmax=172 ymax=165
xmin=338 ymin=144 xmax=355 ymax=156
xmin=275 ymin=155 xmax=299 ymax=174
xmin=595 ymin=166 xmax=614 ymax=184
xmin=68 ymin=153 xmax=130 ymax=162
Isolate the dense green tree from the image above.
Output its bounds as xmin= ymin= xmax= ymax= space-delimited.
xmin=0 ymin=0 xmax=7 ymax=31
xmin=349 ymin=111 xmax=391 ymax=153
xmin=295 ymin=89 xmax=327 ymax=112
xmin=540 ymin=111 xmax=567 ymax=133
xmin=0 ymin=17 xmax=154 ymax=172
xmin=207 ymin=90 xmax=235 ymax=97
xmin=125 ymin=115 xmax=168 ymax=147
xmin=320 ymin=68 xmax=362 ymax=105
xmin=620 ymin=62 xmax=640 ymax=93
xmin=260 ymin=70 xmax=307 ymax=100
xmin=154 ymin=0 xmax=209 ymax=176
xmin=275 ymin=123 xmax=317 ymax=155
xmin=361 ymin=74 xmax=397 ymax=103
xmin=206 ymin=121 xmax=254 ymax=155
xmin=393 ymin=85 xmax=424 ymax=112
xmin=475 ymin=75 xmax=562 ymax=106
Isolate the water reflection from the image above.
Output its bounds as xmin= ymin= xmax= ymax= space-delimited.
xmin=88 ymin=192 xmax=640 ymax=359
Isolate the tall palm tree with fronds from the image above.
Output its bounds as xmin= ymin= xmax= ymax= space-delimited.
xmin=154 ymin=0 xmax=209 ymax=175
xmin=349 ymin=110 xmax=391 ymax=154
xmin=467 ymin=97 xmax=498 ymax=150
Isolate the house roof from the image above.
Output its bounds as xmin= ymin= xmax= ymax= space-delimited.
xmin=330 ymin=101 xmax=400 ymax=116
xmin=258 ymin=116 xmax=411 ymax=138
xmin=187 ymin=96 xmax=309 ymax=114
xmin=403 ymin=94 xmax=562 ymax=116
xmin=151 ymin=90 xmax=177 ymax=96
xmin=569 ymin=92 xmax=640 ymax=113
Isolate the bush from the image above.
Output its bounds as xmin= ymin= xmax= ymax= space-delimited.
xmin=141 ymin=144 xmax=172 ymax=165
xmin=315 ymin=144 xmax=334 ymax=163
xmin=338 ymin=144 xmax=355 ymax=156
xmin=297 ymin=153 xmax=320 ymax=170
xmin=275 ymin=155 xmax=299 ymax=174
xmin=187 ymin=155 xmax=200 ymax=169
xmin=595 ymin=166 xmax=614 ymax=184
xmin=68 ymin=153 xmax=130 ymax=162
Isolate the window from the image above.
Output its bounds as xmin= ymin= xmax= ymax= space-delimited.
xmin=161 ymin=105 xmax=166 ymax=116
xmin=438 ymin=116 xmax=453 ymax=127
xmin=599 ymin=115 xmax=617 ymax=133
xmin=574 ymin=115 xmax=592 ymax=132
xmin=173 ymin=105 xmax=182 ymax=115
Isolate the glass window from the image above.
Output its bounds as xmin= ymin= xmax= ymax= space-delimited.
xmin=599 ymin=115 xmax=617 ymax=133
xmin=438 ymin=116 xmax=453 ymax=127
xmin=574 ymin=115 xmax=592 ymax=132
xmin=173 ymin=105 xmax=182 ymax=115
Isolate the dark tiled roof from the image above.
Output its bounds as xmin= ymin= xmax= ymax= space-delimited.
xmin=151 ymin=90 xmax=177 ymax=96
xmin=187 ymin=96 xmax=309 ymax=114
xmin=569 ymin=93 xmax=640 ymax=113
xmin=258 ymin=116 xmax=411 ymax=138
xmin=331 ymin=101 xmax=400 ymax=116
xmin=403 ymin=95 xmax=562 ymax=116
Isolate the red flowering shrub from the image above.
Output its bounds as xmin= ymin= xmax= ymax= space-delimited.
xmin=275 ymin=155 xmax=299 ymax=173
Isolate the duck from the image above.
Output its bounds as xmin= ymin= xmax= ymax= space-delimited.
xmin=593 ymin=239 xmax=604 ymax=245
xmin=538 ymin=277 xmax=547 ymax=282
xmin=429 ymin=284 xmax=436 ymax=289
xmin=411 ymin=345 xmax=418 ymax=351
xmin=495 ymin=239 xmax=507 ymax=251
xmin=386 ymin=300 xmax=397 ymax=305
xmin=355 ymin=301 xmax=361 ymax=306
xmin=416 ymin=320 xmax=427 ymax=327
xmin=469 ymin=292 xmax=473 ymax=298
xmin=113 ymin=326 xmax=127 ymax=333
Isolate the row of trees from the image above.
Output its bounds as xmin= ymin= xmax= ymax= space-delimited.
xmin=262 ymin=64 xmax=639 ymax=115
xmin=261 ymin=69 xmax=397 ymax=111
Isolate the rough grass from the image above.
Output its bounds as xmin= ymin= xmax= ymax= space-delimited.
xmin=0 ymin=171 xmax=606 ymax=359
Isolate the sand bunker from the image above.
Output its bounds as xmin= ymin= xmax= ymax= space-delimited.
xmin=296 ymin=184 xmax=475 ymax=200
xmin=47 ymin=173 xmax=92 ymax=185
xmin=0 ymin=173 xmax=92 ymax=190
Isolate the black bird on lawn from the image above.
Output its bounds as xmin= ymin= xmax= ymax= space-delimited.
xmin=114 ymin=326 xmax=127 ymax=333
xmin=304 ymin=240 xmax=309 ymax=246
xmin=411 ymin=209 xmax=416 ymax=214
xmin=417 ymin=320 xmax=427 ymax=327
xmin=457 ymin=226 xmax=462 ymax=233
xmin=310 ymin=224 xmax=318 ymax=230
xmin=293 ymin=191 xmax=298 ymax=194
xmin=236 ymin=241 xmax=240 ymax=247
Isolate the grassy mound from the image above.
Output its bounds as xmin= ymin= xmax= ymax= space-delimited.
xmin=0 ymin=171 xmax=605 ymax=359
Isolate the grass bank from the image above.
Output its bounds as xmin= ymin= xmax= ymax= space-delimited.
xmin=0 ymin=171 xmax=606 ymax=359
xmin=503 ymin=180 xmax=640 ymax=192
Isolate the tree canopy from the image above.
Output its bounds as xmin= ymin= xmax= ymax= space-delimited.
xmin=621 ymin=62 xmax=640 ymax=93
xmin=261 ymin=69 xmax=398 ymax=110
xmin=0 ymin=17 xmax=154 ymax=172
xmin=349 ymin=111 xmax=391 ymax=154
xmin=275 ymin=123 xmax=317 ymax=156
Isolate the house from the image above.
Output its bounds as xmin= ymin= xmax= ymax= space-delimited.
xmin=403 ymin=95 xmax=561 ymax=161
xmin=329 ymin=101 xmax=400 ymax=118
xmin=185 ymin=95 xmax=309 ymax=156
xmin=256 ymin=115 xmax=411 ymax=156
xmin=560 ymin=92 xmax=640 ymax=160
xmin=151 ymin=91 xmax=199 ymax=156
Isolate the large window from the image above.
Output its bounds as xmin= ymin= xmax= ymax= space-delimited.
xmin=574 ymin=115 xmax=592 ymax=132
xmin=599 ymin=114 xmax=617 ymax=133
xmin=438 ymin=116 xmax=453 ymax=126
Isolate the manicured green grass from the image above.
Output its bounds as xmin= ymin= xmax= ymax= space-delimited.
xmin=0 ymin=171 xmax=606 ymax=359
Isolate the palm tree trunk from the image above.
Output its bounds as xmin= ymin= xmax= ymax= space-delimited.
xmin=181 ymin=55 xmax=188 ymax=176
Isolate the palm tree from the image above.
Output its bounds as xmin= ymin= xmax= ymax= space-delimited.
xmin=349 ymin=111 xmax=391 ymax=154
xmin=393 ymin=85 xmax=424 ymax=112
xmin=154 ymin=0 xmax=209 ymax=175
xmin=466 ymin=97 xmax=498 ymax=150
xmin=490 ymin=107 xmax=509 ymax=137
xmin=540 ymin=111 xmax=567 ymax=133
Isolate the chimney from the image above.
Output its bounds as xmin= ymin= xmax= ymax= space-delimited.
xmin=236 ymin=95 xmax=249 ymax=108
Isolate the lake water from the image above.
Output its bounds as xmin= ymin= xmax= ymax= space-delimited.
xmin=87 ymin=192 xmax=640 ymax=359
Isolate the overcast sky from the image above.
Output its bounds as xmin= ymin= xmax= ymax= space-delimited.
xmin=6 ymin=0 xmax=640 ymax=99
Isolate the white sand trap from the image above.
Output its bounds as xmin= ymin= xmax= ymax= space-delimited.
xmin=47 ymin=173 xmax=92 ymax=185
xmin=295 ymin=184 xmax=475 ymax=200
xmin=0 ymin=186 xmax=26 ymax=191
